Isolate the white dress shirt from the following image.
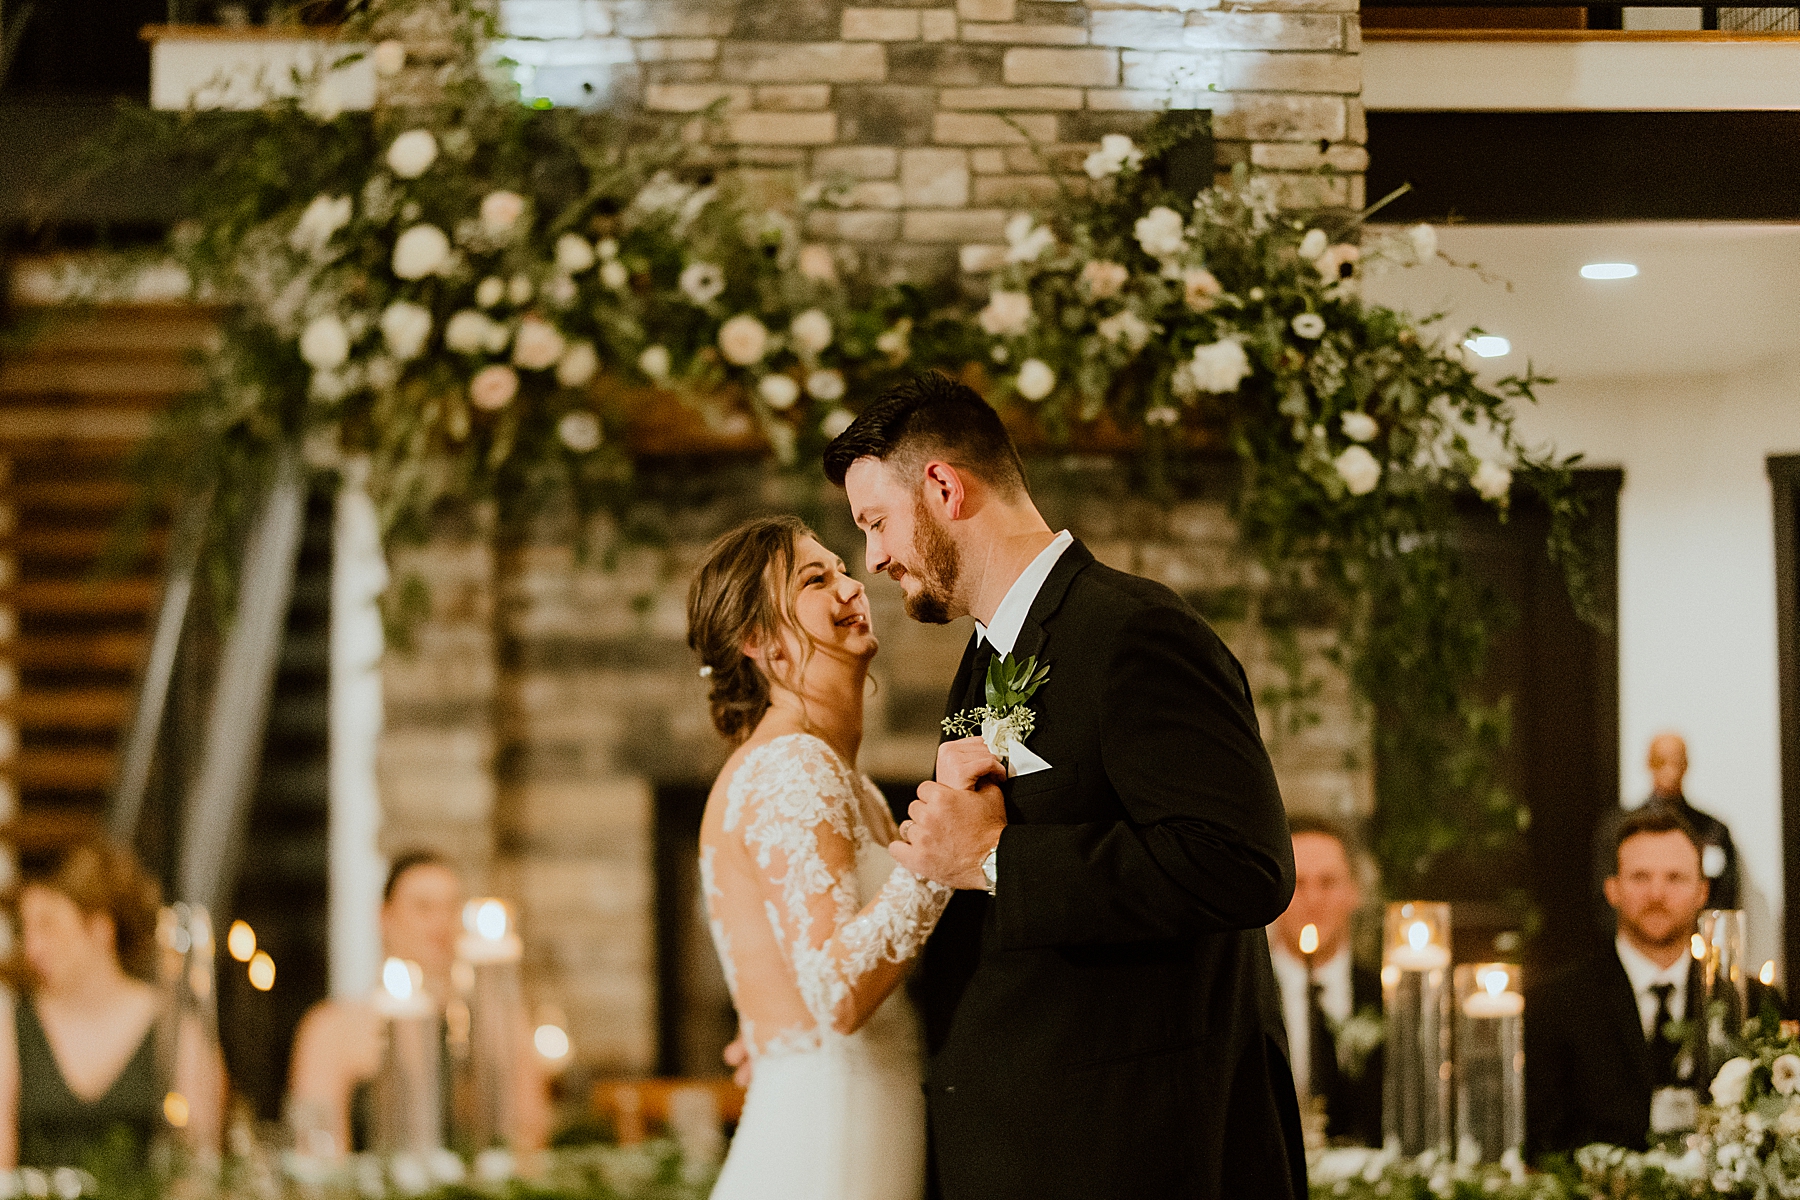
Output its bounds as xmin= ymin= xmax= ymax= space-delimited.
xmin=1616 ymin=935 xmax=1690 ymax=1039
xmin=975 ymin=530 xmax=1074 ymax=655
xmin=1271 ymin=942 xmax=1352 ymax=1100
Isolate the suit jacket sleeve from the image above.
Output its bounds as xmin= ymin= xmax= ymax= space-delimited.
xmin=995 ymin=602 xmax=1295 ymax=949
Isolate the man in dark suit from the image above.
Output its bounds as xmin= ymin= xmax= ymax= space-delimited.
xmin=1527 ymin=806 xmax=1715 ymax=1159
xmin=1269 ymin=817 xmax=1383 ymax=1147
xmin=823 ymin=373 xmax=1303 ymax=1200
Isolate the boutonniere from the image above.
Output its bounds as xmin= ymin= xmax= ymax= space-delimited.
xmin=1334 ymin=1007 xmax=1385 ymax=1081
xmin=942 ymin=653 xmax=1051 ymax=765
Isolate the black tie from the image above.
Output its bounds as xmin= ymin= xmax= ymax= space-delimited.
xmin=1648 ymin=983 xmax=1679 ymax=1088
xmin=961 ymin=638 xmax=997 ymax=714
xmin=1309 ymin=975 xmax=1340 ymax=1105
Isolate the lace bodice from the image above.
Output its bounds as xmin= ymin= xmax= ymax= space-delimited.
xmin=700 ymin=732 xmax=952 ymax=1059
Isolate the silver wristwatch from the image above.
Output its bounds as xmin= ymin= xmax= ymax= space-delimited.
xmin=980 ymin=843 xmax=1000 ymax=896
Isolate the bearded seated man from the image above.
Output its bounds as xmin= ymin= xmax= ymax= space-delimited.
xmin=1526 ymin=808 xmax=1779 ymax=1160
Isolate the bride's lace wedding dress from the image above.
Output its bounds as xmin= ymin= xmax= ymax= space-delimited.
xmin=702 ymin=732 xmax=952 ymax=1200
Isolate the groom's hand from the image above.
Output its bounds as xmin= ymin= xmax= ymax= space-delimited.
xmin=936 ymin=736 xmax=1006 ymax=791
xmin=892 ymin=778 xmax=1005 ymax=890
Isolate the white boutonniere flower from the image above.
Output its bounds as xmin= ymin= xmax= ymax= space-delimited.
xmin=942 ymin=653 xmax=1051 ymax=767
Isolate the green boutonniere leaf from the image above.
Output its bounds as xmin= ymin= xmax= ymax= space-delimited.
xmin=985 ymin=653 xmax=1051 ymax=710
xmin=943 ymin=653 xmax=1052 ymax=752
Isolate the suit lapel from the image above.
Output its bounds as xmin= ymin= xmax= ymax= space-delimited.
xmin=944 ymin=629 xmax=982 ymax=728
xmin=1008 ymin=540 xmax=1094 ymax=666
xmin=1601 ymin=951 xmax=1655 ymax=1090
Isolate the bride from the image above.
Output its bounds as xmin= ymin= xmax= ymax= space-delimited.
xmin=686 ymin=515 xmax=952 ymax=1200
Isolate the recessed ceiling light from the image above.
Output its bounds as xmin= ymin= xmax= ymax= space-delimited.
xmin=1580 ymin=262 xmax=1639 ymax=280
xmin=1464 ymin=335 xmax=1511 ymax=358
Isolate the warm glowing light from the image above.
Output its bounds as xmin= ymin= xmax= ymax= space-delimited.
xmin=248 ymin=951 xmax=275 ymax=991
xmin=1407 ymin=921 xmax=1431 ymax=951
xmin=1484 ymin=970 xmax=1508 ymax=997
xmin=1692 ymin=933 xmax=1708 ymax=960
xmin=164 ymin=1092 xmax=190 ymax=1128
xmin=474 ymin=899 xmax=508 ymax=940
xmin=1763 ymin=960 xmax=1778 ymax=987
xmin=227 ymin=920 xmax=256 ymax=963
xmin=534 ymin=1024 xmax=571 ymax=1060
xmin=1580 ymin=262 xmax=1638 ymax=280
xmin=1463 ymin=335 xmax=1511 ymax=359
xmin=383 ymin=956 xmax=415 ymax=1001
xmin=1298 ymin=924 xmax=1319 ymax=955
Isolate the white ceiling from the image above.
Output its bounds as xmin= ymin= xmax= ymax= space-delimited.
xmin=1361 ymin=223 xmax=1800 ymax=382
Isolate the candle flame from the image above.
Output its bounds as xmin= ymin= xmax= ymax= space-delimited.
xmin=474 ymin=899 xmax=508 ymax=940
xmin=227 ymin=920 xmax=256 ymax=963
xmin=1484 ymin=969 xmax=1508 ymax=997
xmin=1763 ymin=960 xmax=1777 ymax=987
xmin=534 ymin=1023 xmax=571 ymax=1060
xmin=1692 ymin=933 xmax=1707 ymax=960
xmin=248 ymin=951 xmax=276 ymax=991
xmin=164 ymin=1091 xmax=190 ymax=1128
xmin=1298 ymin=924 xmax=1319 ymax=955
xmin=1407 ymin=921 xmax=1430 ymax=951
xmin=382 ymin=956 xmax=416 ymax=1001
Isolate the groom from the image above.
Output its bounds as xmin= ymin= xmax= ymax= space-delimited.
xmin=823 ymin=373 xmax=1306 ymax=1200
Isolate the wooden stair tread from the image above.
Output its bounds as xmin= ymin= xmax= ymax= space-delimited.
xmin=11 ymin=528 xmax=168 ymax=560
xmin=12 ymin=689 xmax=135 ymax=730
xmin=0 ymin=361 xmax=201 ymax=398
xmin=11 ymin=480 xmax=140 ymax=510
xmin=15 ymin=748 xmax=117 ymax=790
xmin=12 ymin=578 xmax=161 ymax=613
xmin=16 ymin=633 xmax=148 ymax=670
xmin=0 ymin=809 xmax=105 ymax=852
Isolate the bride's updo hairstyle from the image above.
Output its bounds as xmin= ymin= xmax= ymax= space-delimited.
xmin=687 ymin=514 xmax=819 ymax=743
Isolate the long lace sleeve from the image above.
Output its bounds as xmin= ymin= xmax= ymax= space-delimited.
xmin=724 ymin=735 xmax=952 ymax=1038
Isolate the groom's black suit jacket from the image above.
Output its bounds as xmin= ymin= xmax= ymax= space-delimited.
xmin=921 ymin=540 xmax=1305 ymax=1200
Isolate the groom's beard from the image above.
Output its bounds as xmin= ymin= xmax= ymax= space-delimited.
xmin=904 ymin=494 xmax=961 ymax=625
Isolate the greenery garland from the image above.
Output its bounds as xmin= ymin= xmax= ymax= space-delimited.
xmin=54 ymin=0 xmax=1587 ymax=894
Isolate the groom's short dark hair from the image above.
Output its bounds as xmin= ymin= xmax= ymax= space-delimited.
xmin=822 ymin=371 xmax=1027 ymax=498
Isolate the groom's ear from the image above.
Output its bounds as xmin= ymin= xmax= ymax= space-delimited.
xmin=921 ymin=460 xmax=967 ymax=521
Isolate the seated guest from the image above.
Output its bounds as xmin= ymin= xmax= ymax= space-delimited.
xmin=0 ymin=841 xmax=223 ymax=1169
xmin=288 ymin=851 xmax=549 ymax=1156
xmin=1268 ymin=816 xmax=1382 ymax=1146
xmin=1591 ymin=732 xmax=1739 ymax=935
xmin=1529 ymin=808 xmax=1716 ymax=1158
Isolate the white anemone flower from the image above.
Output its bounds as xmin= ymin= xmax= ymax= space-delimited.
xmin=1015 ymin=359 xmax=1056 ymax=402
xmin=386 ymin=130 xmax=439 ymax=179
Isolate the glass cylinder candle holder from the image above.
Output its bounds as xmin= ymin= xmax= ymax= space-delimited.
xmin=1697 ymin=909 xmax=1750 ymax=1078
xmin=156 ymin=903 xmax=222 ymax=1163
xmin=1454 ymin=963 xmax=1524 ymax=1166
xmin=456 ymin=898 xmax=525 ymax=1151
xmin=1383 ymin=902 xmax=1453 ymax=1157
xmin=371 ymin=957 xmax=444 ymax=1155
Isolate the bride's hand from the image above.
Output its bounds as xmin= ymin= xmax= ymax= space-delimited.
xmin=892 ymin=778 xmax=1006 ymax=890
xmin=936 ymin=736 xmax=1005 ymax=792
xmin=723 ymin=1032 xmax=753 ymax=1088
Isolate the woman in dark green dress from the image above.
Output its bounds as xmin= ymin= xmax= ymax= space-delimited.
xmin=0 ymin=842 xmax=222 ymax=1169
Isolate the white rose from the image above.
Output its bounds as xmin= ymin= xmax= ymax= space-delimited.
xmin=1774 ymin=1055 xmax=1800 ymax=1097
xmin=789 ymin=308 xmax=833 ymax=356
xmin=820 ymin=408 xmax=854 ymax=440
xmin=555 ymin=233 xmax=595 ymax=274
xmin=290 ymin=194 xmax=353 ymax=255
xmin=1408 ymin=222 xmax=1438 ymax=262
xmin=557 ymin=410 xmax=603 ymax=452
xmin=1182 ymin=268 xmax=1222 ymax=311
xmin=759 ymin=374 xmax=800 ymax=410
xmin=639 ymin=344 xmax=672 ymax=381
xmin=1471 ymin=459 xmax=1513 ymax=502
xmin=718 ymin=314 xmax=769 ymax=366
xmin=1340 ymin=411 xmax=1379 ymax=443
xmin=1133 ymin=206 xmax=1187 ymax=260
xmin=1334 ymin=445 xmax=1382 ymax=496
xmin=978 ymin=290 xmax=1031 ymax=337
xmin=600 ymin=260 xmax=629 ymax=290
xmin=556 ymin=341 xmax=599 ymax=388
xmin=876 ymin=319 xmax=912 ymax=360
xmin=1712 ymin=1057 xmax=1756 ymax=1108
xmin=596 ymin=237 xmax=618 ymax=260
xmin=1145 ymin=405 xmax=1180 ymax=427
xmin=475 ymin=276 xmax=505 ymax=309
xmin=1097 ymin=310 xmax=1151 ymax=352
xmin=1015 ymin=359 xmax=1056 ymax=402
xmin=379 ymin=301 xmax=432 ymax=362
xmin=392 ymin=224 xmax=450 ymax=280
xmin=386 ymin=129 xmax=439 ymax=179
xmin=372 ymin=39 xmax=406 ymax=77
xmin=299 ymin=315 xmax=350 ymax=370
xmin=798 ymin=245 xmax=837 ymax=283
xmin=1292 ymin=312 xmax=1326 ymax=340
xmin=806 ymin=368 xmax=845 ymax=402
xmin=1299 ymin=228 xmax=1329 ymax=260
xmin=444 ymin=310 xmax=493 ymax=354
xmin=547 ymin=275 xmax=578 ymax=308
xmin=1190 ymin=338 xmax=1252 ymax=394
xmin=1004 ymin=214 xmax=1054 ymax=265
xmin=1082 ymin=133 xmax=1143 ymax=180
xmin=508 ymin=274 xmax=534 ymax=305
xmin=1082 ymin=260 xmax=1128 ymax=299
xmin=469 ymin=364 xmax=518 ymax=411
xmin=512 ymin=315 xmax=566 ymax=371
xmin=480 ymin=191 xmax=526 ymax=237
xmin=680 ymin=262 xmax=725 ymax=305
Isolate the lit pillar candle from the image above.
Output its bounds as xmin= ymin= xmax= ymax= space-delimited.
xmin=1382 ymin=901 xmax=1452 ymax=1157
xmin=457 ymin=899 xmax=526 ymax=1150
xmin=1696 ymin=909 xmax=1749 ymax=1085
xmin=371 ymin=957 xmax=443 ymax=1154
xmin=1455 ymin=963 xmax=1524 ymax=1165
